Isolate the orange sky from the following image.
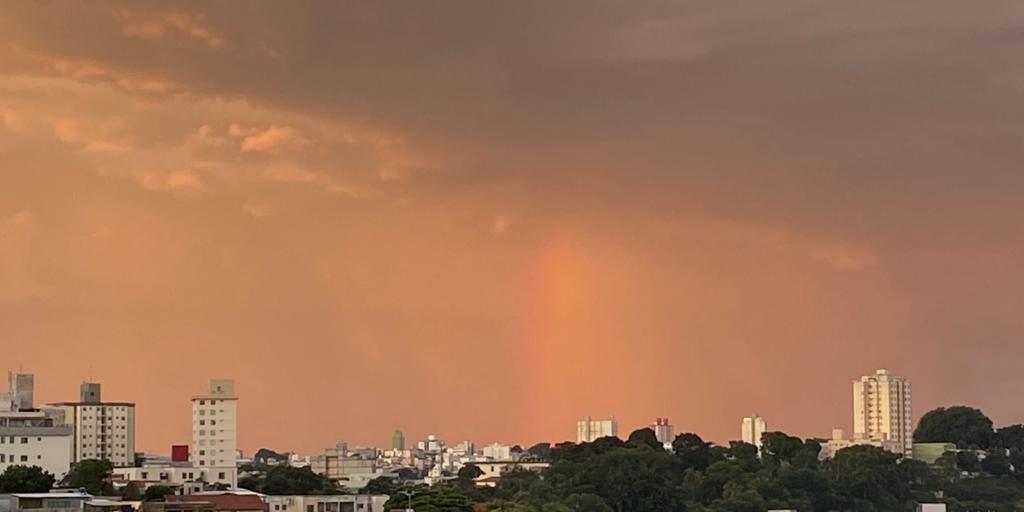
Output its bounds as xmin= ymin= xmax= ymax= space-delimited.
xmin=3 ymin=1 xmax=1024 ymax=456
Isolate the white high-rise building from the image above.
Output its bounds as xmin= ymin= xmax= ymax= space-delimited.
xmin=0 ymin=373 xmax=34 ymax=412
xmin=853 ymin=369 xmax=912 ymax=456
xmin=576 ymin=416 xmax=618 ymax=443
xmin=651 ymin=418 xmax=674 ymax=447
xmin=741 ymin=413 xmax=767 ymax=448
xmin=483 ymin=443 xmax=512 ymax=460
xmin=191 ymin=379 xmax=238 ymax=467
xmin=48 ymin=382 xmax=136 ymax=467
xmin=0 ymin=373 xmax=74 ymax=478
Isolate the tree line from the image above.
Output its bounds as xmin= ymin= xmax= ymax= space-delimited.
xmin=378 ymin=405 xmax=1024 ymax=512
xmin=1 ymin=405 xmax=1022 ymax=511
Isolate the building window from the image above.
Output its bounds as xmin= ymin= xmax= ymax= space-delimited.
xmin=19 ymin=456 xmax=27 ymax=462
xmin=20 ymin=438 xmax=27 ymax=444
xmin=218 ymin=472 xmax=225 ymax=480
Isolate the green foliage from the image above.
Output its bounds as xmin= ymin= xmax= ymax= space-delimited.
xmin=915 ymin=406 xmax=995 ymax=449
xmin=63 ymin=459 xmax=114 ymax=495
xmin=120 ymin=482 xmax=142 ymax=500
xmin=144 ymin=485 xmax=175 ymax=501
xmin=253 ymin=448 xmax=289 ymax=464
xmin=240 ymin=465 xmax=339 ymax=495
xmin=385 ymin=405 xmax=1024 ymax=512
xmin=384 ymin=484 xmax=474 ymax=512
xmin=365 ymin=476 xmax=396 ymax=495
xmin=545 ymin=445 xmax=685 ymax=512
xmin=827 ymin=445 xmax=909 ymax=511
xmin=526 ymin=443 xmax=552 ymax=460
xmin=672 ymin=432 xmax=719 ymax=471
xmin=0 ymin=465 xmax=56 ymax=493
xmin=625 ymin=428 xmax=662 ymax=451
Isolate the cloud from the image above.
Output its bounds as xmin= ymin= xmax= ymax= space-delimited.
xmin=136 ymin=169 xmax=204 ymax=193
xmin=811 ymin=246 xmax=878 ymax=272
xmin=117 ymin=10 xmax=226 ymax=49
xmin=236 ymin=125 xmax=312 ymax=155
xmin=242 ymin=202 xmax=274 ymax=220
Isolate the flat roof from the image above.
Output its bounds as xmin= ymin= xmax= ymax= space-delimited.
xmin=47 ymin=402 xmax=136 ymax=407
xmin=10 ymin=493 xmax=91 ymax=499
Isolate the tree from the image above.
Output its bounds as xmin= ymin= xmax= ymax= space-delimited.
xmin=996 ymin=424 xmax=1024 ymax=451
xmin=121 ymin=482 xmax=143 ymax=500
xmin=914 ymin=406 xmax=994 ymax=449
xmin=727 ymin=441 xmax=759 ymax=472
xmin=253 ymin=448 xmax=289 ymax=464
xmin=63 ymin=459 xmax=114 ymax=495
xmin=262 ymin=466 xmax=335 ymax=495
xmin=625 ymin=428 xmax=662 ymax=451
xmin=673 ymin=433 xmax=715 ymax=471
xmin=545 ymin=446 xmax=684 ymax=512
xmin=364 ymin=476 xmax=396 ymax=495
xmin=456 ymin=464 xmax=483 ymax=490
xmin=527 ymin=443 xmax=552 ymax=460
xmin=828 ymin=445 xmax=909 ymax=511
xmin=0 ymin=465 xmax=56 ymax=493
xmin=384 ymin=485 xmax=474 ymax=512
xmin=143 ymin=485 xmax=175 ymax=501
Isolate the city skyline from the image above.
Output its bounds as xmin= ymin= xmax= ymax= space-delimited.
xmin=4 ymin=1 xmax=1024 ymax=460
xmin=0 ymin=366 xmax=954 ymax=456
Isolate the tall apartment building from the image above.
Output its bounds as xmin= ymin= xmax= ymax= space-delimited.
xmin=651 ymin=418 xmax=674 ymax=447
xmin=0 ymin=373 xmax=34 ymax=412
xmin=49 ymin=382 xmax=136 ymax=467
xmin=741 ymin=413 xmax=767 ymax=448
xmin=392 ymin=429 xmax=405 ymax=451
xmin=576 ymin=416 xmax=618 ymax=443
xmin=0 ymin=373 xmax=74 ymax=478
xmin=191 ymin=379 xmax=238 ymax=467
xmin=853 ymin=369 xmax=912 ymax=456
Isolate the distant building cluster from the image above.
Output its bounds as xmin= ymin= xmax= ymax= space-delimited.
xmin=0 ymin=365 xmax=952 ymax=511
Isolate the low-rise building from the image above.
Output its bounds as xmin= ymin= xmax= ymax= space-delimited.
xmin=472 ymin=461 xmax=550 ymax=488
xmin=310 ymin=443 xmax=381 ymax=488
xmin=111 ymin=465 xmax=238 ymax=491
xmin=819 ymin=429 xmax=904 ymax=459
xmin=912 ymin=443 xmax=957 ymax=464
xmin=482 ymin=443 xmax=511 ymax=460
xmin=0 ymin=492 xmax=92 ymax=512
xmin=84 ymin=499 xmax=142 ymax=512
xmin=172 ymin=494 xmax=266 ymax=512
xmin=0 ymin=411 xmax=74 ymax=479
xmin=0 ymin=375 xmax=74 ymax=479
xmin=264 ymin=495 xmax=388 ymax=512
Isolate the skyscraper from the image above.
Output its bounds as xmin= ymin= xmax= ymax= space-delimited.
xmin=191 ymin=379 xmax=238 ymax=467
xmin=576 ymin=416 xmax=618 ymax=443
xmin=392 ymin=429 xmax=405 ymax=451
xmin=741 ymin=413 xmax=767 ymax=448
xmin=853 ymin=369 xmax=912 ymax=456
